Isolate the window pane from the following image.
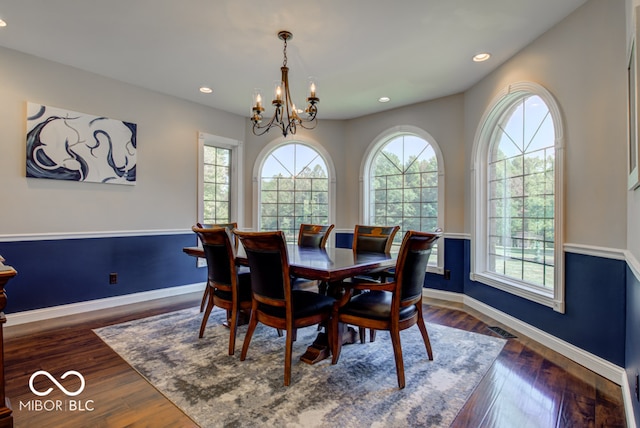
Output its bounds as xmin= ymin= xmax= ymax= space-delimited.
xmin=487 ymin=95 xmax=555 ymax=289
xmin=203 ymin=146 xmax=231 ymax=223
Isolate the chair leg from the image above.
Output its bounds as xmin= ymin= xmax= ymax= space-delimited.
xmin=199 ymin=286 xmax=210 ymax=313
xmin=416 ymin=306 xmax=433 ymax=360
xmin=390 ymin=326 xmax=405 ymax=389
xmin=240 ymin=311 xmax=258 ymax=361
xmin=284 ymin=328 xmax=294 ymax=386
xmin=358 ymin=327 xmax=366 ymax=344
xmin=331 ymin=318 xmax=343 ymax=364
xmin=369 ymin=329 xmax=376 ymax=342
xmin=198 ymin=290 xmax=215 ymax=338
xmin=228 ymin=307 xmax=239 ymax=356
xmin=326 ymin=318 xmax=333 ymax=362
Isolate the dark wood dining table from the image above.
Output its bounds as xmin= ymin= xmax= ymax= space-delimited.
xmin=182 ymin=243 xmax=397 ymax=363
xmin=183 ymin=243 xmax=395 ymax=283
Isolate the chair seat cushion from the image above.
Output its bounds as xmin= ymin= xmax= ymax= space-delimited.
xmin=213 ymin=271 xmax=252 ymax=302
xmin=258 ymin=290 xmax=335 ymax=319
xmin=341 ymin=290 xmax=416 ymax=321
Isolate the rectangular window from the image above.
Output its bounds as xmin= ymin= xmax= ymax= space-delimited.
xmin=203 ymin=145 xmax=231 ymax=224
xmin=198 ymin=132 xmax=243 ymax=228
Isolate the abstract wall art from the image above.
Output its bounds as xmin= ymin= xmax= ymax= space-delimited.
xmin=26 ymin=103 xmax=137 ymax=185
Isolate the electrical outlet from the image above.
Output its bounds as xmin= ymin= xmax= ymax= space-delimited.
xmin=444 ymin=270 xmax=451 ymax=280
xmin=109 ymin=272 xmax=118 ymax=284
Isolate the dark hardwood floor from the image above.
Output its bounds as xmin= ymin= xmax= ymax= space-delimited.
xmin=2 ymin=293 xmax=626 ymax=427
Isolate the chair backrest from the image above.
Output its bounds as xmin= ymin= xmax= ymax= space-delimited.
xmin=192 ymin=226 xmax=236 ymax=290
xmin=352 ymin=225 xmax=400 ymax=253
xmin=197 ymin=222 xmax=239 ymax=249
xmin=394 ymin=230 xmax=441 ymax=303
xmin=235 ymin=231 xmax=291 ymax=305
xmin=297 ymin=224 xmax=335 ymax=248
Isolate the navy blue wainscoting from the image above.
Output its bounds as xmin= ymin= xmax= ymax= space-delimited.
xmin=425 ymin=237 xmax=464 ymax=293
xmin=0 ymin=233 xmax=206 ymax=313
xmin=463 ymin=239 xmax=626 ymax=367
xmin=335 ymin=231 xmax=353 ymax=249
xmin=627 ymin=264 xmax=640 ymax=427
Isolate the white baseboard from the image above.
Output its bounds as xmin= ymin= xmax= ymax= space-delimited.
xmin=423 ymin=288 xmax=465 ymax=303
xmin=422 ymin=289 xmax=625 ymax=386
xmin=4 ymin=283 xmax=206 ymax=327
xmin=621 ymin=373 xmax=639 ymax=428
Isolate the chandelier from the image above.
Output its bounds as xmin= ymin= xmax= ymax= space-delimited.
xmin=251 ymin=31 xmax=319 ymax=138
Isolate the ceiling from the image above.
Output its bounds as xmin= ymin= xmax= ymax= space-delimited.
xmin=0 ymin=0 xmax=587 ymax=120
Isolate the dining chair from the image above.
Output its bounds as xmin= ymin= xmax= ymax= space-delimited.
xmin=196 ymin=222 xmax=238 ymax=312
xmin=330 ymin=230 xmax=441 ymax=389
xmin=294 ymin=223 xmax=335 ymax=292
xmin=352 ymin=224 xmax=400 ymax=253
xmin=234 ymin=230 xmax=336 ymax=386
xmin=192 ymin=226 xmax=252 ymax=356
xmin=297 ymin=223 xmax=335 ymax=248
xmin=349 ymin=224 xmax=400 ymax=342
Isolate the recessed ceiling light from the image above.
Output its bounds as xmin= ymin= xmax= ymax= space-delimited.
xmin=199 ymin=87 xmax=213 ymax=94
xmin=473 ymin=53 xmax=491 ymax=62
xmin=378 ymin=97 xmax=390 ymax=103
xmin=0 ymin=19 xmax=7 ymax=27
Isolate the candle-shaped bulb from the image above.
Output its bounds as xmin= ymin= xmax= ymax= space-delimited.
xmin=308 ymin=77 xmax=318 ymax=99
xmin=253 ymin=90 xmax=263 ymax=109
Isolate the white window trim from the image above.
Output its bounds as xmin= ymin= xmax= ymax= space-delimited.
xmin=470 ymin=82 xmax=565 ymax=313
xmin=197 ymin=132 xmax=244 ymax=227
xmin=251 ymin=136 xmax=337 ymax=237
xmin=359 ymin=125 xmax=445 ymax=274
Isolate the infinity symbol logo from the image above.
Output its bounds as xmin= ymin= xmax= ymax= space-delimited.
xmin=29 ymin=370 xmax=86 ymax=397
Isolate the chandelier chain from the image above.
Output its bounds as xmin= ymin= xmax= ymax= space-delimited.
xmin=282 ymin=37 xmax=288 ymax=67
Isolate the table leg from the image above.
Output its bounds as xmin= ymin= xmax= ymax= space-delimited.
xmin=300 ymin=324 xmax=357 ymax=365
xmin=222 ymin=309 xmax=250 ymax=328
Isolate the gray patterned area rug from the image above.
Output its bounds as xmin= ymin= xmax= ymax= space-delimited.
xmin=94 ymin=307 xmax=506 ymax=428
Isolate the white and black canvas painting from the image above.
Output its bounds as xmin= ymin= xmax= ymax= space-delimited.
xmin=26 ymin=103 xmax=137 ymax=185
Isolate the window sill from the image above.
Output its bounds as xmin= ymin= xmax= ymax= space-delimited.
xmin=470 ymin=272 xmax=564 ymax=313
xmin=427 ymin=266 xmax=444 ymax=275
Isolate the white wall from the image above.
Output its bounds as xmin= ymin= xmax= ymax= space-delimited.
xmin=0 ymin=46 xmax=246 ymax=235
xmin=464 ymin=0 xmax=627 ymax=249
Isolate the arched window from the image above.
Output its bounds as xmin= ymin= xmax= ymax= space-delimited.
xmin=471 ymin=82 xmax=564 ymax=312
xmin=255 ymin=141 xmax=335 ymax=244
xmin=362 ymin=126 xmax=444 ymax=271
